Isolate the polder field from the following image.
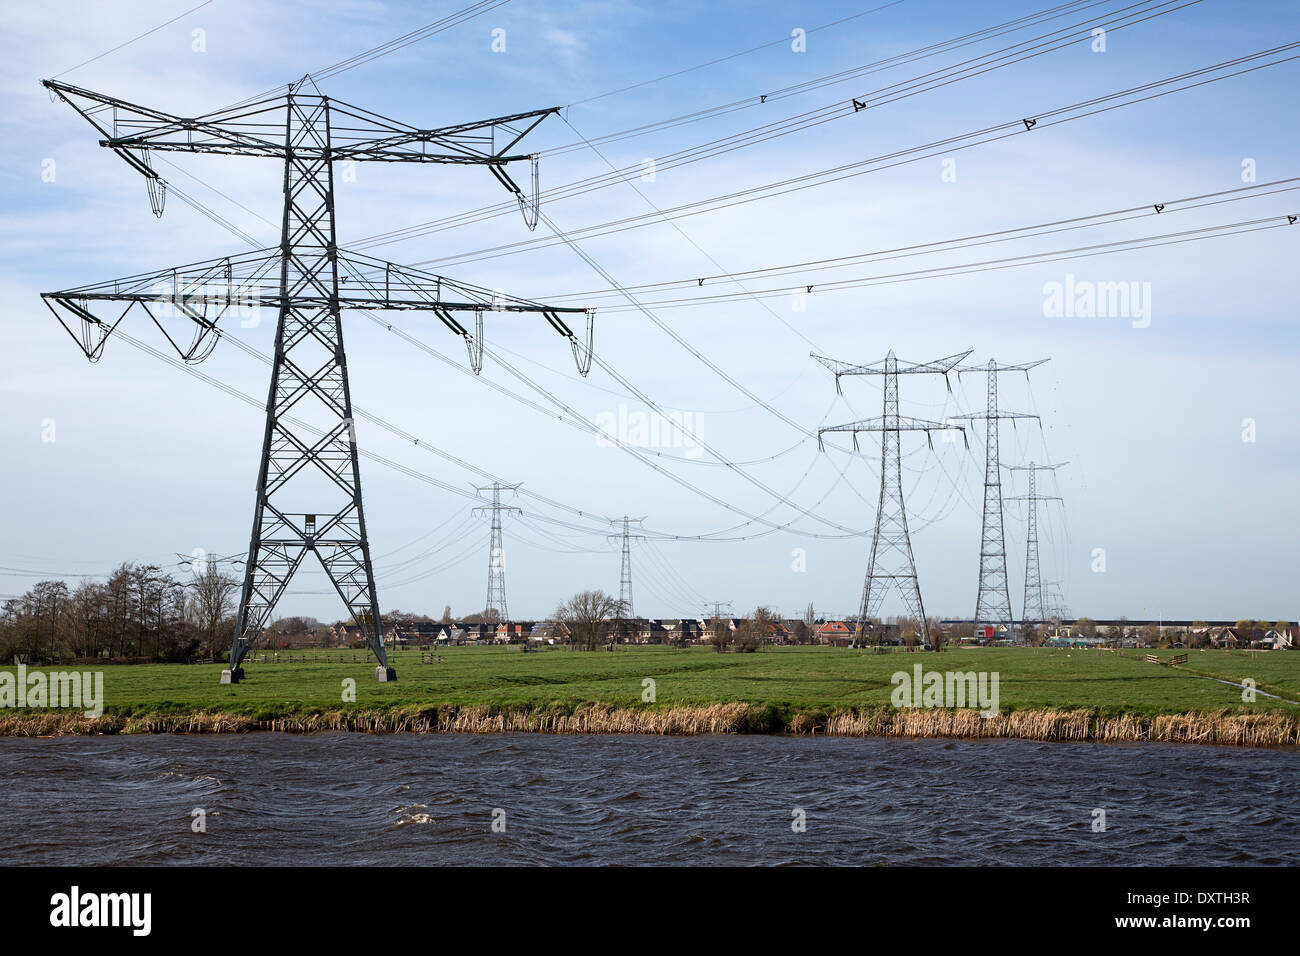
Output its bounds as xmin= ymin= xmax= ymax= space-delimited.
xmin=2 ymin=645 xmax=1297 ymax=727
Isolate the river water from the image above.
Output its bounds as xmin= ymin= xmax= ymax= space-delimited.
xmin=1 ymin=734 xmax=1295 ymax=865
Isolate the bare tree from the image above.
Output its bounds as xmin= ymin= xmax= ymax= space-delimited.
xmin=555 ymin=590 xmax=625 ymax=651
xmin=898 ymin=616 xmax=921 ymax=649
xmin=708 ymin=615 xmax=733 ymax=653
xmin=735 ymin=606 xmax=777 ymax=653
xmin=927 ymin=620 xmax=947 ymax=652
xmin=67 ymin=580 xmax=109 ymax=658
xmin=190 ymin=564 xmax=238 ymax=660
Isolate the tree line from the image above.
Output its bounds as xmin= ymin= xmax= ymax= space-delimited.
xmin=7 ymin=568 xmax=1284 ymax=664
xmin=0 ymin=562 xmax=241 ymax=664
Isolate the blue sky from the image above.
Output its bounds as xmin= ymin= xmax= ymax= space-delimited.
xmin=1 ymin=0 xmax=1297 ymax=624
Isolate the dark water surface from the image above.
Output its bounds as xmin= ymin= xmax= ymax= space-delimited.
xmin=1 ymin=734 xmax=1295 ymax=865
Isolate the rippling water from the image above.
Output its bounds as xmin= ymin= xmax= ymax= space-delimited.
xmin=1 ymin=734 xmax=1295 ymax=865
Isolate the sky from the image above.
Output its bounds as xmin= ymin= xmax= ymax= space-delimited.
xmin=1 ymin=0 xmax=1297 ymax=625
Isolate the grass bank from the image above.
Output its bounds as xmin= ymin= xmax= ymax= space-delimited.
xmin=1 ymin=646 xmax=1296 ymax=746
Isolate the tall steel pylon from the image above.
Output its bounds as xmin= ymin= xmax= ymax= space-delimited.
xmin=954 ymin=358 xmax=1048 ymax=643
xmin=1005 ymin=461 xmax=1066 ymax=635
xmin=814 ymin=349 xmax=970 ymax=646
xmin=607 ymin=516 xmax=646 ymax=617
xmin=39 ymin=77 xmax=594 ymax=682
xmin=474 ymin=483 xmax=521 ymax=624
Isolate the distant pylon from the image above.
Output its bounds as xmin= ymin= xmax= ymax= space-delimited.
xmin=1005 ymin=462 xmax=1066 ymax=635
xmin=473 ymin=483 xmax=521 ymax=623
xmin=705 ymin=600 xmax=732 ymax=621
xmin=1044 ymin=580 xmax=1069 ymax=621
xmin=607 ymin=516 xmax=646 ymax=617
xmin=814 ymin=348 xmax=970 ymax=646
xmin=954 ymin=358 xmax=1048 ymax=643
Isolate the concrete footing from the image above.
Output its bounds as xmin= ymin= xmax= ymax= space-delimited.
xmin=220 ymin=667 xmax=245 ymax=685
xmin=376 ymin=666 xmax=397 ymax=682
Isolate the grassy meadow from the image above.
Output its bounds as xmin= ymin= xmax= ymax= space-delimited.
xmin=2 ymin=644 xmax=1296 ymax=727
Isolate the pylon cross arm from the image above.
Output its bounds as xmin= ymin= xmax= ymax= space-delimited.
xmin=44 ymin=79 xmax=560 ymax=166
xmin=44 ymin=80 xmax=288 ymax=158
xmin=950 ymin=410 xmax=1039 ymax=421
xmin=820 ymin=415 xmax=963 ymax=432
xmin=811 ymin=349 xmax=972 ymax=377
xmin=337 ymin=252 xmax=588 ymax=315
xmin=39 ymin=246 xmax=275 ymax=363
xmin=44 ymin=246 xmax=588 ymax=316
xmin=41 ymin=246 xmax=596 ymax=371
xmin=328 ymin=101 xmax=558 ymax=164
xmin=957 ymin=358 xmax=1050 ymax=375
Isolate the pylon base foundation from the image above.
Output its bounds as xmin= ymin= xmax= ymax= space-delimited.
xmin=376 ymin=666 xmax=397 ymax=683
xmin=220 ymin=667 xmax=244 ymax=685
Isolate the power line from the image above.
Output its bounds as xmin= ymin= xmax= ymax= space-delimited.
xmin=551 ymin=0 xmax=1111 ymax=151
xmin=564 ymin=1 xmax=908 ymax=108
xmin=219 ymin=0 xmax=512 ymax=110
xmin=51 ymin=0 xmax=215 ymax=79
xmin=540 ymin=177 xmax=1300 ymax=304
xmin=373 ymin=38 xmax=1299 ymax=268
xmin=350 ymin=0 xmax=1205 ymax=256
xmin=542 ymin=214 xmax=1299 ymax=312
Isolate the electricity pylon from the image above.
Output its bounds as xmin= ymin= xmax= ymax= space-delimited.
xmin=606 ymin=517 xmax=646 ymax=617
xmin=1044 ymin=581 xmax=1069 ymax=622
xmin=704 ymin=601 xmax=732 ymax=621
xmin=473 ymin=483 xmax=521 ymax=625
xmin=1005 ymin=461 xmax=1066 ymax=635
xmin=814 ymin=349 xmax=970 ymax=646
xmin=40 ymin=77 xmax=594 ymax=683
xmin=953 ymin=358 xmax=1048 ymax=643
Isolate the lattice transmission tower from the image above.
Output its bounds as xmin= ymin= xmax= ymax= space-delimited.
xmin=473 ymin=483 xmax=521 ymax=625
xmin=1005 ymin=461 xmax=1066 ymax=635
xmin=1044 ymin=581 xmax=1069 ymax=622
xmin=953 ymin=358 xmax=1048 ymax=643
xmin=607 ymin=516 xmax=646 ymax=617
xmin=39 ymin=77 xmax=594 ymax=683
xmin=814 ymin=349 xmax=970 ymax=646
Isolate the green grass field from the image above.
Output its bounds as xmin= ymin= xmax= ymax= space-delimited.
xmin=4 ymin=645 xmax=1296 ymax=723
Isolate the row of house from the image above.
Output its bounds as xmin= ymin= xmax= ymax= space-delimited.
xmin=1043 ymin=621 xmax=1297 ymax=650
xmin=365 ymin=617 xmax=895 ymax=647
xmin=352 ymin=617 xmax=1295 ymax=651
xmin=1173 ymin=625 xmax=1293 ymax=650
